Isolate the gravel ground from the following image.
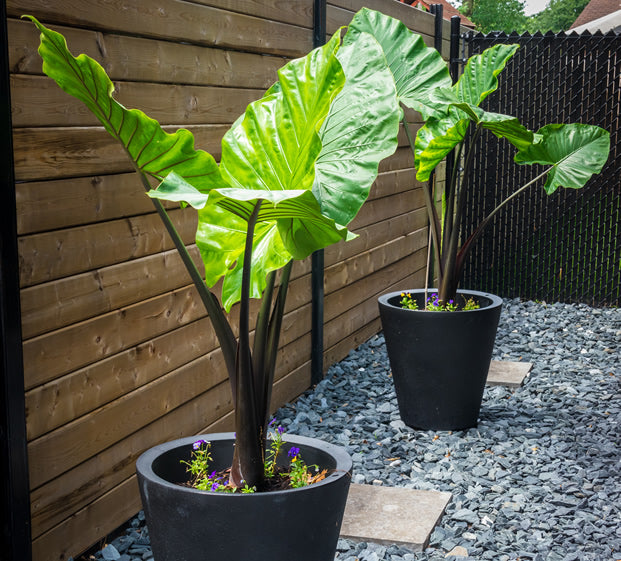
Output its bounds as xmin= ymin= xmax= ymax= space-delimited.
xmin=86 ymin=299 xmax=620 ymax=561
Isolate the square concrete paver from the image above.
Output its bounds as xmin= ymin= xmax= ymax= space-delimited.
xmin=487 ymin=360 xmax=532 ymax=388
xmin=340 ymin=484 xmax=452 ymax=551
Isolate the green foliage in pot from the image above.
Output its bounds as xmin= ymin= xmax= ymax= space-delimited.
xmin=24 ymin=12 xmax=404 ymax=489
xmin=345 ymin=8 xmax=611 ymax=306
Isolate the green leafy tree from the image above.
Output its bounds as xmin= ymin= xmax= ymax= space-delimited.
xmin=526 ymin=0 xmax=590 ymax=33
xmin=453 ymin=0 xmax=528 ymax=33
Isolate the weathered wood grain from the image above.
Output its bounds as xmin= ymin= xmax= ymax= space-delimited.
xmin=18 ymin=208 xmax=197 ymax=287
xmin=8 ymin=3 xmax=312 ymax=57
xmin=11 ymin=74 xmax=265 ymax=127
xmin=9 ymin=19 xmax=289 ymax=88
xmin=12 ymin=124 xmax=227 ymax=181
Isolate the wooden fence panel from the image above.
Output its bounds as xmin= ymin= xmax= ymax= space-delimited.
xmin=7 ymin=1 xmax=456 ymax=559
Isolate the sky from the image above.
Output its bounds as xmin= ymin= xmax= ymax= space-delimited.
xmin=523 ymin=0 xmax=550 ymax=16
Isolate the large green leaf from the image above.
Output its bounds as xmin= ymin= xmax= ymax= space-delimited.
xmin=179 ymin=34 xmax=346 ymax=309
xmin=207 ymin=188 xmax=352 ymax=259
xmin=414 ymin=44 xmax=522 ymax=181
xmin=415 ymin=113 xmax=469 ymax=181
xmin=431 ymin=89 xmax=534 ymax=152
xmin=515 ymin=123 xmax=611 ymax=194
xmin=24 ymin=16 xmax=225 ymax=191
xmin=455 ymin=44 xmax=519 ymax=108
xmin=344 ymin=7 xmax=451 ymax=119
xmin=151 ymin=173 xmax=353 ymax=310
xmin=219 ymin=31 xmax=344 ymax=194
xmin=313 ymin=31 xmax=401 ymax=226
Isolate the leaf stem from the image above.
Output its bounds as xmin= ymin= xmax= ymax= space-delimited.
xmin=135 ymin=171 xmax=238 ymax=389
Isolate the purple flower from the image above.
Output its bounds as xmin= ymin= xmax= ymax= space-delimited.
xmin=288 ymin=446 xmax=300 ymax=459
xmin=277 ymin=426 xmax=285 ymax=435
xmin=211 ymin=482 xmax=219 ymax=491
xmin=209 ymin=471 xmax=216 ymax=479
xmin=268 ymin=417 xmax=276 ymax=427
xmin=193 ymin=439 xmax=207 ymax=450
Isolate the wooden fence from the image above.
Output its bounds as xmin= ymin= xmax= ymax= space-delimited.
xmin=7 ymin=1 xmax=451 ymax=559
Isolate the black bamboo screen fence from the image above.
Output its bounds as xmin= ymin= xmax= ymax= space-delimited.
xmin=460 ymin=30 xmax=620 ymax=306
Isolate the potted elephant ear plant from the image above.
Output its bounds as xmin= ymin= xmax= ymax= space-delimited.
xmin=25 ymin=13 xmax=402 ymax=561
xmin=345 ymin=8 xmax=611 ymax=430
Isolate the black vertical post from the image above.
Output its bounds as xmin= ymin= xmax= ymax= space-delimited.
xmin=431 ymin=4 xmax=444 ymax=51
xmin=0 ymin=2 xmax=32 ymax=560
xmin=311 ymin=0 xmax=326 ymax=386
xmin=449 ymin=16 xmax=462 ymax=82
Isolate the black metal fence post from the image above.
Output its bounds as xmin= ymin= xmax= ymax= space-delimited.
xmin=0 ymin=1 xmax=32 ymax=559
xmin=311 ymin=0 xmax=326 ymax=385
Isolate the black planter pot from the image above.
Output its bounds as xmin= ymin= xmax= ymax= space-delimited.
xmin=378 ymin=289 xmax=503 ymax=431
xmin=136 ymin=432 xmax=352 ymax=561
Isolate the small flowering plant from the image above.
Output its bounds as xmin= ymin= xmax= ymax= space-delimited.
xmin=182 ymin=423 xmax=323 ymax=493
xmin=399 ymin=292 xmax=479 ymax=312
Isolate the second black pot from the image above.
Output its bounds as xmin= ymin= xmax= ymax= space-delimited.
xmin=378 ymin=289 xmax=503 ymax=431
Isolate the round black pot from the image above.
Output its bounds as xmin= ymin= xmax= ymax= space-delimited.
xmin=378 ymin=289 xmax=503 ymax=431
xmin=136 ymin=432 xmax=352 ymax=561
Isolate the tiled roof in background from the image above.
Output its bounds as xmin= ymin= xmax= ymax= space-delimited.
xmin=571 ymin=0 xmax=621 ymax=28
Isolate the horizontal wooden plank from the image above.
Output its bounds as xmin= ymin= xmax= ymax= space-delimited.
xmin=23 ymin=257 xmax=311 ymax=391
xmin=28 ymin=348 xmax=231 ymax=489
xmin=12 ymin=124 xmax=227 ymax=181
xmin=325 ymin=207 xmax=428 ymax=269
xmin=184 ymin=0 xmax=313 ymax=28
xmin=20 ymin=174 xmax=422 ymax=337
xmin=322 ymin=267 xmax=427 ymax=371
xmin=324 ymin=227 xmax=428 ymax=297
xmin=327 ymin=3 xmax=434 ymax=43
xmin=24 ymin=316 xmax=217 ymax=440
xmin=8 ymin=2 xmax=313 ymax=57
xmin=8 ymin=18 xmax=288 ymax=88
xmin=350 ymin=187 xmax=425 ymax=231
xmin=21 ymin=170 xmax=426 ymax=334
xmin=329 ymin=0 xmax=432 ymax=27
xmin=323 ymin=316 xmax=382 ymax=372
xmin=11 ymin=74 xmax=265 ymax=127
xmin=23 ymin=285 xmax=206 ymax=389
xmin=327 ymin=1 xmax=452 ymax=56
xmin=323 ymin=265 xmax=426 ymax=365
xmin=378 ymin=146 xmax=415 ymax=174
xmin=324 ymin=246 xmax=427 ymax=326
xmin=368 ymin=167 xmax=422 ymax=203
xmin=21 ymin=246 xmax=203 ymax=339
xmin=13 ymin=105 xmax=420 ymax=186
xmin=19 ymin=207 xmax=197 ymax=288
xmin=16 ymin=173 xmax=161 ymax=236
xmin=30 ymin=378 xmax=233 ymax=539
xmin=32 ymin=475 xmax=141 ymax=561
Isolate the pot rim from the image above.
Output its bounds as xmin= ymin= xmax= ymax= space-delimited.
xmin=378 ymin=288 xmax=503 ymax=313
xmin=136 ymin=431 xmax=352 ymax=497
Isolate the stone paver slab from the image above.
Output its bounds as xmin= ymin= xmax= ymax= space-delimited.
xmin=487 ymin=360 xmax=532 ymax=388
xmin=340 ymin=483 xmax=452 ymax=551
